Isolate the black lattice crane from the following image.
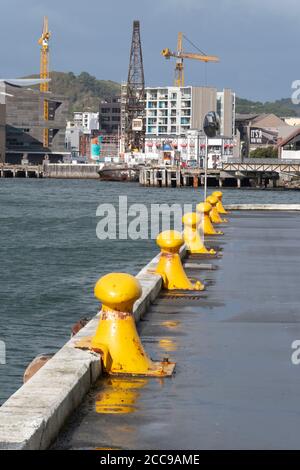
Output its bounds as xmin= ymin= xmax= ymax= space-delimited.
xmin=123 ymin=20 xmax=145 ymax=152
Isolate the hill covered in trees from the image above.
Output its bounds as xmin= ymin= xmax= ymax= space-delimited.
xmin=26 ymin=71 xmax=120 ymax=115
xmin=26 ymin=71 xmax=300 ymax=118
xmin=236 ymin=97 xmax=299 ymax=117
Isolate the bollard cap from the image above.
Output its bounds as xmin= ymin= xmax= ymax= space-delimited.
xmin=94 ymin=273 xmax=142 ymax=308
xmin=156 ymin=230 xmax=183 ymax=250
xmin=182 ymin=212 xmax=200 ymax=227
xmin=212 ymin=191 xmax=223 ymax=200
xmin=206 ymin=195 xmax=218 ymax=206
xmin=197 ymin=202 xmax=212 ymax=214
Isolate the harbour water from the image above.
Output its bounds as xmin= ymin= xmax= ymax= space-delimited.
xmin=0 ymin=179 xmax=299 ymax=404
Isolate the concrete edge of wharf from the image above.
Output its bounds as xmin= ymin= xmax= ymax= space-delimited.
xmin=0 ymin=245 xmax=186 ymax=450
xmin=226 ymin=204 xmax=300 ymax=211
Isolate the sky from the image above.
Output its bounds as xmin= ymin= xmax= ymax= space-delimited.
xmin=0 ymin=0 xmax=299 ymax=102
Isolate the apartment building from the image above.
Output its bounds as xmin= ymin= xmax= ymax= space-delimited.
xmin=145 ymin=86 xmax=235 ymax=138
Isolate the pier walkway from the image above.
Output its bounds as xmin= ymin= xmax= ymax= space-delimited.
xmin=53 ymin=211 xmax=300 ymax=450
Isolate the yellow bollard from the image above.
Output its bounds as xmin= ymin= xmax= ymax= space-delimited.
xmin=76 ymin=273 xmax=175 ymax=377
xmin=212 ymin=190 xmax=229 ymax=215
xmin=197 ymin=202 xmax=224 ymax=236
xmin=155 ymin=230 xmax=205 ymax=291
xmin=206 ymin=195 xmax=228 ymax=224
xmin=182 ymin=212 xmax=216 ymax=255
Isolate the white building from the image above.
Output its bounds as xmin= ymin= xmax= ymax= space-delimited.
xmin=65 ymin=121 xmax=82 ymax=157
xmin=143 ymin=86 xmax=237 ymax=168
xmin=145 ymin=86 xmax=235 ymax=138
xmin=65 ymin=111 xmax=100 ymax=158
xmin=144 ymin=130 xmax=238 ymax=169
xmin=73 ymin=112 xmax=99 ymax=134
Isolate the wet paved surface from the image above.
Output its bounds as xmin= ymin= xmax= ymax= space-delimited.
xmin=53 ymin=211 xmax=300 ymax=450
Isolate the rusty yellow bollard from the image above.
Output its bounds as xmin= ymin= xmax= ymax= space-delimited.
xmin=206 ymin=195 xmax=228 ymax=224
xmin=197 ymin=202 xmax=224 ymax=236
xmin=182 ymin=212 xmax=216 ymax=255
xmin=76 ymin=273 xmax=175 ymax=377
xmin=212 ymin=190 xmax=229 ymax=214
xmin=155 ymin=230 xmax=205 ymax=290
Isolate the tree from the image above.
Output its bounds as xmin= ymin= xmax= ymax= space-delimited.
xmin=250 ymin=146 xmax=278 ymax=158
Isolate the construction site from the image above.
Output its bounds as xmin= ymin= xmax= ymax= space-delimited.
xmin=0 ymin=18 xmax=231 ymax=171
xmin=1 ymin=18 xmax=300 ymax=190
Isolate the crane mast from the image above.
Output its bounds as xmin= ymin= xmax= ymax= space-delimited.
xmin=38 ymin=16 xmax=51 ymax=148
xmin=122 ymin=20 xmax=145 ymax=152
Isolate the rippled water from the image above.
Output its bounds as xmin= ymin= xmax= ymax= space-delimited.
xmin=0 ymin=179 xmax=299 ymax=404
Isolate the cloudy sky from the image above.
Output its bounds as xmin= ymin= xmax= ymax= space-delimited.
xmin=0 ymin=0 xmax=298 ymax=101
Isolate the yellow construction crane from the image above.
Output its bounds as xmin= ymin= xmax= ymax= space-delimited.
xmin=162 ymin=32 xmax=219 ymax=87
xmin=38 ymin=16 xmax=51 ymax=148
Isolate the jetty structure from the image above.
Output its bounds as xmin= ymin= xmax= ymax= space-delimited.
xmin=0 ymin=195 xmax=300 ymax=449
xmin=2 ymin=158 xmax=300 ymax=190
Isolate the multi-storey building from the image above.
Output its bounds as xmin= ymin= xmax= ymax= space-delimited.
xmin=99 ymin=97 xmax=121 ymax=134
xmin=0 ymin=79 xmax=69 ymax=164
xmin=145 ymin=86 xmax=235 ymax=138
xmin=73 ymin=112 xmax=99 ymax=134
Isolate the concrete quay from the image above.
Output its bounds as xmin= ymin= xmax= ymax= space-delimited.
xmin=43 ymin=163 xmax=101 ymax=179
xmin=1 ymin=207 xmax=300 ymax=449
xmin=0 ymin=247 xmax=178 ymax=449
xmin=53 ymin=210 xmax=300 ymax=450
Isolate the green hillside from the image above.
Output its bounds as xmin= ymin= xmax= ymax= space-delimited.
xmin=26 ymin=71 xmax=120 ymax=115
xmin=236 ymin=97 xmax=299 ymax=117
xmin=25 ymin=71 xmax=300 ymax=118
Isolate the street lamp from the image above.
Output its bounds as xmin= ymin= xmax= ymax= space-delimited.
xmin=203 ymin=111 xmax=220 ymax=200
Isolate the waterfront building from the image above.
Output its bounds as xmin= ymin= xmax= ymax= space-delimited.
xmin=144 ymin=130 xmax=239 ymax=169
xmin=99 ymin=96 xmax=121 ymax=135
xmin=0 ymin=79 xmax=69 ymax=165
xmin=66 ymin=111 xmax=100 ymax=160
xmin=65 ymin=122 xmax=83 ymax=158
xmin=145 ymin=86 xmax=235 ymax=138
xmin=73 ymin=111 xmax=99 ymax=134
xmin=236 ymin=113 xmax=292 ymax=157
xmin=278 ymin=127 xmax=300 ymax=160
xmin=143 ymin=86 xmax=237 ymax=168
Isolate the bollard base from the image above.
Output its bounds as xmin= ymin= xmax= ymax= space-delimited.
xmin=109 ymin=360 xmax=176 ymax=378
xmin=74 ymin=337 xmax=176 ymax=377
